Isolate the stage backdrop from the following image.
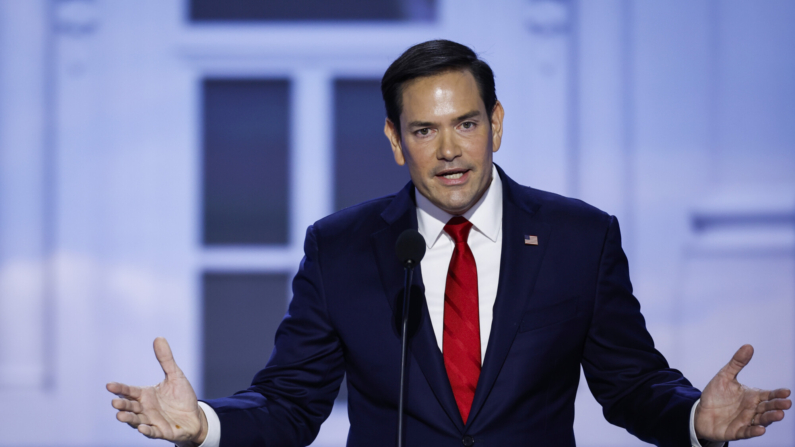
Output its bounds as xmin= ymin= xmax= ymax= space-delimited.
xmin=0 ymin=1 xmax=793 ymax=446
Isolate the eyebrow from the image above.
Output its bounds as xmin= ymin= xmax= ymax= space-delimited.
xmin=454 ymin=110 xmax=482 ymax=122
xmin=407 ymin=110 xmax=482 ymax=129
xmin=407 ymin=120 xmax=435 ymax=128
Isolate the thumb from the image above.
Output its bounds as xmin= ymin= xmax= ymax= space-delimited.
xmin=153 ymin=337 xmax=183 ymax=379
xmin=721 ymin=344 xmax=754 ymax=381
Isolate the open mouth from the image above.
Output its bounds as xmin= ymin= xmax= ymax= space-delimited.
xmin=435 ymin=168 xmax=470 ymax=183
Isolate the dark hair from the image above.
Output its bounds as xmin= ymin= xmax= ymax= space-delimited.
xmin=381 ymin=40 xmax=497 ymax=135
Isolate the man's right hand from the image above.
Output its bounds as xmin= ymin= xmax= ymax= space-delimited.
xmin=107 ymin=337 xmax=208 ymax=447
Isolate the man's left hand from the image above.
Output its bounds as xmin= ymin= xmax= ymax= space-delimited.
xmin=695 ymin=344 xmax=792 ymax=441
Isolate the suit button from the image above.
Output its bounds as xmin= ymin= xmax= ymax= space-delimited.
xmin=462 ymin=435 xmax=475 ymax=446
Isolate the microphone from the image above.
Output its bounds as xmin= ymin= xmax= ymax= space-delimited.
xmin=395 ymin=229 xmax=425 ymax=447
xmin=396 ymin=229 xmax=426 ymax=267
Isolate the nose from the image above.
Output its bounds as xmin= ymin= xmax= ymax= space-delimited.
xmin=436 ymin=129 xmax=461 ymax=162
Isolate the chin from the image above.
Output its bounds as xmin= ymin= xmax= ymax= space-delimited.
xmin=440 ymin=200 xmax=474 ymax=215
xmin=424 ymin=188 xmax=479 ymax=215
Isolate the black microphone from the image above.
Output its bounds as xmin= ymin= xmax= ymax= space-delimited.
xmin=395 ymin=229 xmax=425 ymax=447
xmin=396 ymin=229 xmax=426 ymax=268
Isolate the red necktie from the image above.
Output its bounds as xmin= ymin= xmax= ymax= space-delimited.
xmin=443 ymin=216 xmax=481 ymax=424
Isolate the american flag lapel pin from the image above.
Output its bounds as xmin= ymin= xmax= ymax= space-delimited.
xmin=524 ymin=235 xmax=538 ymax=246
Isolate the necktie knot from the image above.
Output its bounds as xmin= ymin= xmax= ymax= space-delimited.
xmin=444 ymin=216 xmax=473 ymax=245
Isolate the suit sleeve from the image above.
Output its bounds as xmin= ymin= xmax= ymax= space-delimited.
xmin=581 ymin=215 xmax=701 ymax=447
xmin=203 ymin=225 xmax=345 ymax=447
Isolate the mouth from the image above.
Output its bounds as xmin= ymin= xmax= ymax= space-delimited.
xmin=441 ymin=172 xmax=464 ymax=179
xmin=435 ymin=168 xmax=470 ymax=184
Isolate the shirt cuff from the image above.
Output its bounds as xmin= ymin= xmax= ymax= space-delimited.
xmin=197 ymin=401 xmax=221 ymax=447
xmin=690 ymin=398 xmax=726 ymax=447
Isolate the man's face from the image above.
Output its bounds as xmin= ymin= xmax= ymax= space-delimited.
xmin=384 ymin=70 xmax=504 ymax=215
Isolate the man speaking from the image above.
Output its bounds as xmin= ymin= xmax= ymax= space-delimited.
xmin=107 ymin=40 xmax=790 ymax=446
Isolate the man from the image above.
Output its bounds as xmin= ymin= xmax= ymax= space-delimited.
xmin=107 ymin=40 xmax=790 ymax=446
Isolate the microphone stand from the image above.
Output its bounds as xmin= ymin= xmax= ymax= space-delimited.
xmin=397 ymin=259 xmax=415 ymax=447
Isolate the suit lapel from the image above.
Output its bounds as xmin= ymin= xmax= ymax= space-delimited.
xmin=465 ymin=168 xmax=553 ymax=428
xmin=370 ymin=183 xmax=466 ymax=433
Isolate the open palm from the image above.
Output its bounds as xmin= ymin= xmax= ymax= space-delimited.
xmin=107 ymin=337 xmax=207 ymax=446
xmin=694 ymin=344 xmax=791 ymax=442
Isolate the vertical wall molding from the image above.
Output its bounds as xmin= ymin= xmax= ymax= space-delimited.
xmin=291 ymin=70 xmax=333 ymax=252
xmin=565 ymin=0 xmax=580 ymax=198
xmin=0 ymin=0 xmax=49 ymax=390
xmin=522 ymin=0 xmax=574 ymax=195
xmin=705 ymin=0 xmax=721 ymax=187
xmin=619 ymin=0 xmax=635 ymax=260
xmin=41 ymin=0 xmax=58 ymax=391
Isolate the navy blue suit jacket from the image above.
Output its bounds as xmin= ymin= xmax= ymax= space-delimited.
xmin=206 ymin=166 xmax=701 ymax=446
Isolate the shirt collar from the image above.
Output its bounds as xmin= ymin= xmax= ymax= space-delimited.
xmin=416 ymin=164 xmax=503 ymax=248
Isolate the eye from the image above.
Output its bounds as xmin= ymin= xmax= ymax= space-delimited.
xmin=461 ymin=121 xmax=475 ymax=130
xmin=416 ymin=128 xmax=431 ymax=136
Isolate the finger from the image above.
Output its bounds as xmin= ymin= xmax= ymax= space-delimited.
xmin=767 ymin=388 xmax=791 ymax=400
xmin=153 ymin=337 xmax=183 ymax=379
xmin=756 ymin=409 xmax=786 ymax=427
xmin=739 ymin=425 xmax=766 ymax=439
xmin=138 ymin=423 xmax=164 ymax=439
xmin=721 ymin=344 xmax=754 ymax=380
xmin=106 ymin=382 xmax=142 ymax=400
xmin=757 ymin=388 xmax=791 ymax=404
xmin=116 ymin=410 xmax=148 ymax=427
xmin=112 ymin=398 xmax=143 ymax=413
xmin=757 ymin=397 xmax=792 ymax=413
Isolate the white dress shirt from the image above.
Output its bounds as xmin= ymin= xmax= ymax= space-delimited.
xmin=416 ymin=165 xmax=503 ymax=361
xmin=198 ymin=165 xmax=718 ymax=447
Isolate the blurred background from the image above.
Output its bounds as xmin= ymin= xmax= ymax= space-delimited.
xmin=0 ymin=0 xmax=793 ymax=446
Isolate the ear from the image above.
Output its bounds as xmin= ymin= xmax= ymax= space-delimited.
xmin=490 ymin=100 xmax=505 ymax=153
xmin=384 ymin=118 xmax=405 ymax=166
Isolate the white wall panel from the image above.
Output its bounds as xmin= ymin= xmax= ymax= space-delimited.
xmin=0 ymin=0 xmax=49 ymax=389
xmin=0 ymin=0 xmax=793 ymax=445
